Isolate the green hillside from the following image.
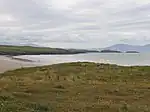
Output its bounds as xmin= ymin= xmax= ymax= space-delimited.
xmin=0 ymin=45 xmax=97 ymax=55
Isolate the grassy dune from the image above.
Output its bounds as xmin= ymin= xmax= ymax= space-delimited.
xmin=0 ymin=62 xmax=150 ymax=112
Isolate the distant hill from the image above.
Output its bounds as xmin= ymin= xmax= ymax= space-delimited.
xmin=102 ymin=44 xmax=150 ymax=53
xmin=0 ymin=45 xmax=98 ymax=56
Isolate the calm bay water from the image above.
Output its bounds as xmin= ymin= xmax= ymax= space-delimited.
xmin=15 ymin=53 xmax=150 ymax=66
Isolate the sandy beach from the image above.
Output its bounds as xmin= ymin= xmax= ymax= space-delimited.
xmin=0 ymin=56 xmax=37 ymax=73
xmin=0 ymin=55 xmax=80 ymax=73
xmin=0 ymin=55 xmax=91 ymax=73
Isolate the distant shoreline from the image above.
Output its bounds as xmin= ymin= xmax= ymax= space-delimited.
xmin=6 ymin=55 xmax=34 ymax=62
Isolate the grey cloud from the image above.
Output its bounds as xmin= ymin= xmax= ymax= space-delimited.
xmin=0 ymin=0 xmax=150 ymax=48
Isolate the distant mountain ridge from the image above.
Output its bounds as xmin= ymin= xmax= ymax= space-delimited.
xmin=102 ymin=44 xmax=150 ymax=53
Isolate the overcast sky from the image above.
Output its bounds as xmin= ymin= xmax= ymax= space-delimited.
xmin=0 ymin=0 xmax=150 ymax=48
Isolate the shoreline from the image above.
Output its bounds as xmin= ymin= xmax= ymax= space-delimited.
xmin=6 ymin=55 xmax=34 ymax=62
xmin=0 ymin=56 xmax=37 ymax=73
xmin=1 ymin=54 xmax=150 ymax=73
xmin=0 ymin=55 xmax=107 ymax=73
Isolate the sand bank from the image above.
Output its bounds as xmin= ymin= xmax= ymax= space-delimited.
xmin=0 ymin=56 xmax=36 ymax=73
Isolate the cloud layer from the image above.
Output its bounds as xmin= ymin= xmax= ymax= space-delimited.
xmin=0 ymin=0 xmax=150 ymax=48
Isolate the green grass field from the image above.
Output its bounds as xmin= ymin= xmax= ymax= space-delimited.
xmin=0 ymin=62 xmax=150 ymax=112
xmin=0 ymin=45 xmax=56 ymax=52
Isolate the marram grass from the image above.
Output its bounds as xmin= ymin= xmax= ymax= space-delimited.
xmin=0 ymin=62 xmax=150 ymax=112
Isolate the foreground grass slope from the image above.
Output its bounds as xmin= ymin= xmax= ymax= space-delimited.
xmin=0 ymin=45 xmax=97 ymax=55
xmin=0 ymin=62 xmax=150 ymax=112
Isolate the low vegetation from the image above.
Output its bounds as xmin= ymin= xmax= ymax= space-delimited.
xmin=0 ymin=62 xmax=150 ymax=112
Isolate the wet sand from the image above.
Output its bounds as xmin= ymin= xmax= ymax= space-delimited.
xmin=0 ymin=56 xmax=37 ymax=73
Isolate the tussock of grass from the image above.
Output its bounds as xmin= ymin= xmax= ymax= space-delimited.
xmin=0 ymin=62 xmax=150 ymax=112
